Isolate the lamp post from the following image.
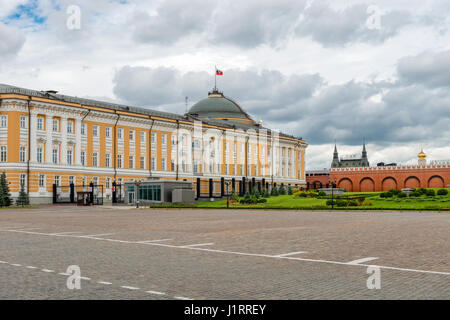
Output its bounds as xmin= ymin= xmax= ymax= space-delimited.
xmin=329 ymin=177 xmax=337 ymax=210
xmin=225 ymin=181 xmax=230 ymax=209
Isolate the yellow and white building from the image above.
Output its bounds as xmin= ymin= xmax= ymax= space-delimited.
xmin=0 ymin=84 xmax=307 ymax=204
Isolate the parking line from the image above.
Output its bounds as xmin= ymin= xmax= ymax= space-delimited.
xmin=49 ymin=231 xmax=84 ymax=236
xmin=146 ymin=290 xmax=165 ymax=296
xmin=0 ymin=260 xmax=7 ymax=264
xmin=347 ymin=257 xmax=379 ymax=265
xmin=175 ymin=296 xmax=193 ymax=300
xmin=137 ymin=239 xmax=173 ymax=243
xmin=11 ymin=263 xmax=22 ymax=267
xmin=121 ymin=286 xmax=139 ymax=290
xmin=98 ymin=281 xmax=112 ymax=285
xmin=273 ymin=251 xmax=308 ymax=257
xmin=26 ymin=266 xmax=38 ymax=269
xmin=42 ymin=269 xmax=54 ymax=273
xmin=58 ymin=272 xmax=70 ymax=276
xmin=180 ymin=243 xmax=215 ymax=248
xmin=78 ymin=233 xmax=115 ymax=238
xmin=80 ymin=276 xmax=91 ymax=280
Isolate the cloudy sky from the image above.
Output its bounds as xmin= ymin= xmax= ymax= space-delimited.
xmin=1 ymin=0 xmax=449 ymax=169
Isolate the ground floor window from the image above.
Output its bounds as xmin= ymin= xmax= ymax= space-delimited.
xmin=138 ymin=185 xmax=161 ymax=201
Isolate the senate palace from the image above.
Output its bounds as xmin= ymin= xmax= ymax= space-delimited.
xmin=0 ymin=83 xmax=307 ymax=204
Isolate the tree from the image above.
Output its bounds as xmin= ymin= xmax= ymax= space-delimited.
xmin=0 ymin=172 xmax=11 ymax=207
xmin=287 ymin=186 xmax=293 ymax=195
xmin=270 ymin=186 xmax=278 ymax=196
xmin=16 ymin=182 xmax=29 ymax=206
xmin=279 ymin=185 xmax=287 ymax=195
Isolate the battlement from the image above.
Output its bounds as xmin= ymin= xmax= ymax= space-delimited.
xmin=330 ymin=164 xmax=450 ymax=173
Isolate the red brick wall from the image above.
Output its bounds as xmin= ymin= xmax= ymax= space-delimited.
xmin=330 ymin=165 xmax=450 ymax=192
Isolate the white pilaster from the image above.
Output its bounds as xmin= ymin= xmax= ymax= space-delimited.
xmin=30 ymin=113 xmax=37 ymax=162
xmin=61 ymin=116 xmax=67 ymax=165
xmin=75 ymin=118 xmax=82 ymax=165
xmin=46 ymin=116 xmax=52 ymax=163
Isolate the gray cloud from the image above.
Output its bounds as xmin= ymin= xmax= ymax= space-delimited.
xmin=295 ymin=2 xmax=411 ymax=47
xmin=0 ymin=23 xmax=25 ymax=56
xmin=113 ymin=61 xmax=450 ymax=158
xmin=398 ymin=50 xmax=450 ymax=88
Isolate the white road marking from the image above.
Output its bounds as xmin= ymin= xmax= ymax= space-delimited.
xmin=137 ymin=239 xmax=173 ymax=243
xmin=0 ymin=260 xmax=7 ymax=263
xmin=121 ymin=286 xmax=140 ymax=290
xmin=98 ymin=281 xmax=112 ymax=285
xmin=58 ymin=272 xmax=70 ymax=276
xmin=273 ymin=251 xmax=308 ymax=257
xmin=49 ymin=231 xmax=84 ymax=236
xmin=174 ymin=296 xmax=193 ymax=300
xmin=80 ymin=276 xmax=91 ymax=280
xmin=3 ymin=229 xmax=450 ymax=277
xmin=26 ymin=266 xmax=38 ymax=269
xmin=145 ymin=290 xmax=165 ymax=295
xmin=78 ymin=233 xmax=115 ymax=238
xmin=180 ymin=242 xmax=215 ymax=248
xmin=11 ymin=263 xmax=22 ymax=267
xmin=347 ymin=257 xmax=379 ymax=265
xmin=41 ymin=269 xmax=54 ymax=273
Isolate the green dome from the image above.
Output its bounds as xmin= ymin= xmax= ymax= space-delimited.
xmin=188 ymin=90 xmax=254 ymax=122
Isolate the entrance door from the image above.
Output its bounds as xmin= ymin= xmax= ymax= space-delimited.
xmin=128 ymin=191 xmax=135 ymax=204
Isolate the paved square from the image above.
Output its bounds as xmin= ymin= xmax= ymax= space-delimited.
xmin=0 ymin=206 xmax=449 ymax=299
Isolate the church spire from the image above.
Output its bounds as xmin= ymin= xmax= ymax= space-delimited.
xmin=331 ymin=142 xmax=340 ymax=168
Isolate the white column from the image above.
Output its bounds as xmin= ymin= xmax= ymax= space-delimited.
xmin=61 ymin=116 xmax=67 ymax=165
xmin=75 ymin=118 xmax=82 ymax=165
xmin=46 ymin=116 xmax=52 ymax=164
xmin=30 ymin=113 xmax=37 ymax=162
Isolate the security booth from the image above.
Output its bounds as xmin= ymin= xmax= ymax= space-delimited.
xmin=124 ymin=180 xmax=194 ymax=205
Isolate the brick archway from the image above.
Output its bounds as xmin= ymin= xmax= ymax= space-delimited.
xmin=382 ymin=177 xmax=397 ymax=191
xmin=360 ymin=177 xmax=375 ymax=192
xmin=405 ymin=176 xmax=420 ymax=188
xmin=428 ymin=175 xmax=445 ymax=188
xmin=338 ymin=178 xmax=353 ymax=192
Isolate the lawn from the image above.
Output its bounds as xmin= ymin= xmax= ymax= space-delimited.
xmin=195 ymin=193 xmax=450 ymax=210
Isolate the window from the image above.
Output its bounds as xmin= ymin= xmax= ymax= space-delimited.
xmin=171 ymin=159 xmax=175 ymax=171
xmin=93 ymin=125 xmax=99 ymax=137
xmin=151 ymin=133 xmax=156 ymax=151
xmin=52 ymin=119 xmax=59 ymax=132
xmin=140 ymin=156 xmax=145 ymax=169
xmin=162 ymin=134 xmax=167 ymax=154
xmin=118 ymin=128 xmax=123 ymax=139
xmin=93 ymin=152 xmax=98 ymax=167
xmin=39 ymin=174 xmax=45 ymax=188
xmin=117 ymin=154 xmax=123 ymax=168
xmin=93 ymin=177 xmax=98 ymax=185
xmin=0 ymin=115 xmax=7 ymax=127
xmin=20 ymin=174 xmax=26 ymax=187
xmin=182 ymin=160 xmax=186 ymax=172
xmin=37 ymin=117 xmax=44 ymax=130
xmin=161 ymin=158 xmax=166 ymax=171
xmin=140 ymin=131 xmax=145 ymax=144
xmin=151 ymin=157 xmax=156 ymax=170
xmin=81 ymin=151 xmax=86 ymax=166
xmin=69 ymin=176 xmax=74 ymax=185
xmin=105 ymin=154 xmax=111 ymax=168
xmin=171 ymin=134 xmax=176 ymax=146
xmin=138 ymin=185 xmax=161 ymax=201
xmin=106 ymin=177 xmax=111 ymax=189
xmin=37 ymin=147 xmax=43 ymax=163
xmin=52 ymin=148 xmax=58 ymax=164
xmin=129 ymin=155 xmax=134 ymax=169
xmin=20 ymin=146 xmax=26 ymax=162
xmin=67 ymin=121 xmax=73 ymax=134
xmin=106 ymin=127 xmax=111 ymax=138
xmin=67 ymin=150 xmax=73 ymax=165
xmin=129 ymin=130 xmax=134 ymax=141
xmin=20 ymin=116 xmax=27 ymax=128
xmin=81 ymin=123 xmax=86 ymax=135
xmin=82 ymin=177 xmax=87 ymax=186
xmin=54 ymin=175 xmax=60 ymax=186
xmin=193 ymin=160 xmax=198 ymax=173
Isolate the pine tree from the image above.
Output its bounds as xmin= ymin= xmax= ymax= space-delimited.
xmin=0 ymin=173 xmax=11 ymax=207
xmin=16 ymin=182 xmax=29 ymax=207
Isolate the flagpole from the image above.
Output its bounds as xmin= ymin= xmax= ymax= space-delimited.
xmin=214 ymin=65 xmax=217 ymax=91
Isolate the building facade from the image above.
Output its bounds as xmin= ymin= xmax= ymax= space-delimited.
xmin=331 ymin=143 xmax=369 ymax=168
xmin=0 ymin=84 xmax=307 ymax=204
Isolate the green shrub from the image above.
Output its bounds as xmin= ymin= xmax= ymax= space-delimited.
xmin=380 ymin=193 xmax=386 ymax=198
xmin=437 ymin=189 xmax=448 ymax=196
xmin=257 ymin=198 xmax=267 ymax=203
xmin=287 ymin=186 xmax=293 ymax=195
xmin=278 ymin=185 xmax=287 ymax=195
xmin=326 ymin=199 xmax=335 ymax=206
xmin=336 ymin=200 xmax=348 ymax=207
xmin=252 ymin=188 xmax=260 ymax=198
xmin=231 ymin=189 xmax=239 ymax=201
xmin=398 ymin=192 xmax=407 ymax=198
xmin=318 ymin=191 xmax=326 ymax=197
xmin=263 ymin=189 xmax=270 ymax=198
xmin=348 ymin=200 xmax=358 ymax=207
xmin=425 ymin=189 xmax=435 ymax=197
xmin=244 ymin=191 xmax=251 ymax=199
xmin=270 ymin=186 xmax=279 ymax=196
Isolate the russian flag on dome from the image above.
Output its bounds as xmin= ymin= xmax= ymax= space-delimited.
xmin=216 ymin=68 xmax=223 ymax=76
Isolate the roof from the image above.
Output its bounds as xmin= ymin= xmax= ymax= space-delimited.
xmin=188 ymin=90 xmax=254 ymax=123
xmin=0 ymin=83 xmax=304 ymax=142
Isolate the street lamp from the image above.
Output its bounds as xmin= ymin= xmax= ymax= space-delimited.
xmin=329 ymin=177 xmax=337 ymax=210
xmin=225 ymin=181 xmax=230 ymax=209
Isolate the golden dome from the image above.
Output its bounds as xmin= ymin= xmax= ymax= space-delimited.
xmin=418 ymin=147 xmax=427 ymax=159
